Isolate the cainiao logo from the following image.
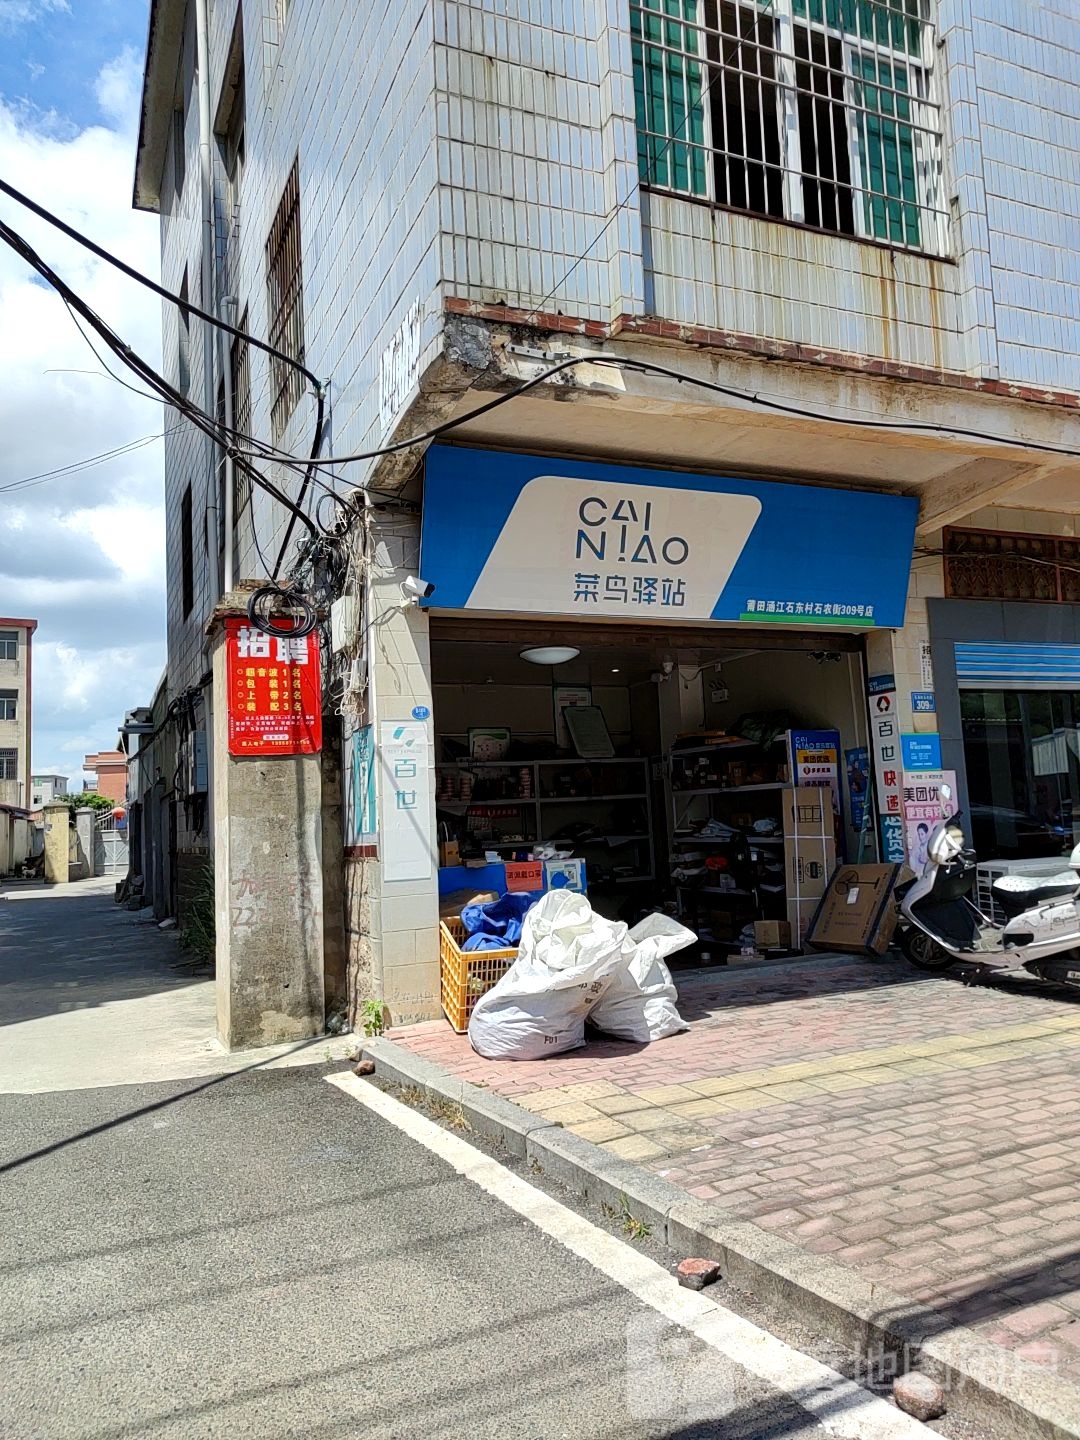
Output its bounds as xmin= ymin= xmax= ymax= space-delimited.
xmin=466 ymin=477 xmax=762 ymax=619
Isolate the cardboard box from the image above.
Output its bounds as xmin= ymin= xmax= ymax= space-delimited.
xmin=754 ymin=920 xmax=792 ymax=950
xmin=505 ymin=860 xmax=543 ymax=893
xmin=785 ymin=838 xmax=837 ymax=941
xmin=783 ymin=786 xmax=830 ymax=839
xmin=438 ymin=888 xmax=497 ymax=920
xmin=438 ymin=839 xmax=461 ymax=868
xmin=806 ymin=864 xmax=903 ymax=955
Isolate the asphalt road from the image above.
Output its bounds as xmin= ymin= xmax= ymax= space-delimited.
xmin=0 ymin=1061 xmax=856 ymax=1440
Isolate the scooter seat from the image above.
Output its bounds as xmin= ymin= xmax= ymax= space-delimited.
xmin=992 ymin=871 xmax=1079 ymax=906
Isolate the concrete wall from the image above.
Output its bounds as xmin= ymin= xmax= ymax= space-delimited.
xmin=0 ymin=622 xmax=33 ymax=808
xmin=944 ymin=0 xmax=1080 ymax=388
xmin=430 ymin=0 xmax=1080 ymax=387
xmin=435 ymin=4 xmax=641 ymax=325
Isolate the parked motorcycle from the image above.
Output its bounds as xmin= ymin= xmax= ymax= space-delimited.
xmin=896 ymin=786 xmax=1080 ymax=989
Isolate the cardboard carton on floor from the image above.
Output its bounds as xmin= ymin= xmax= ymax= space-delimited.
xmin=806 ymin=864 xmax=903 ymax=955
xmin=755 ymin=919 xmax=792 ymax=950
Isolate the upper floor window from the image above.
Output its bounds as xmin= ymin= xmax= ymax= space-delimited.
xmin=945 ymin=528 xmax=1080 ymax=606
xmin=0 ymin=631 xmax=17 ymax=661
xmin=215 ymin=11 xmax=246 ymax=245
xmin=0 ymin=749 xmax=16 ymax=780
xmin=178 ymin=270 xmax=192 ymax=397
xmin=181 ymin=483 xmax=195 ymax=617
xmin=630 ymin=0 xmax=944 ymax=254
xmin=265 ymin=159 xmax=306 ymax=436
xmin=230 ymin=310 xmax=253 ymax=547
xmin=0 ymin=690 xmax=16 ymax=721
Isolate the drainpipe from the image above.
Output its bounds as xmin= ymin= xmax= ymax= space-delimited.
xmin=194 ymin=0 xmax=219 ymax=598
xmin=220 ymin=294 xmax=238 ymax=594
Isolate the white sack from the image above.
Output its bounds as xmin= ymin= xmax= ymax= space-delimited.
xmin=468 ymin=891 xmax=631 ymax=1060
xmin=588 ymin=913 xmax=693 ymax=1043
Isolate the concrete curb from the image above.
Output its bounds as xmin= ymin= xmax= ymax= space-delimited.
xmin=363 ymin=1034 xmax=1080 ymax=1440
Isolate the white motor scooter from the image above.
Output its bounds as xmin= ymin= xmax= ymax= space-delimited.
xmin=896 ymin=786 xmax=1080 ymax=988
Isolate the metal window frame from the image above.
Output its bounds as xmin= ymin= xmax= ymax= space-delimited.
xmin=0 ymin=631 xmax=17 ymax=661
xmin=0 ymin=748 xmax=17 ymax=780
xmin=630 ymin=0 xmax=946 ymax=257
xmin=181 ymin=483 xmax=195 ymax=618
xmin=265 ymin=159 xmax=305 ymax=436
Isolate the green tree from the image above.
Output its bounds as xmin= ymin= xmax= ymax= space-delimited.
xmin=49 ymin=792 xmax=117 ymax=814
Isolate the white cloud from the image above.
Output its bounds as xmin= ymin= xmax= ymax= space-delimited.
xmin=0 ymin=50 xmax=166 ymax=778
xmin=0 ymin=0 xmax=69 ymax=29
xmin=94 ymin=45 xmax=141 ymax=132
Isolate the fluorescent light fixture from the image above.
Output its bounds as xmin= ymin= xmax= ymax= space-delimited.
xmin=519 ymin=646 xmax=580 ymax=665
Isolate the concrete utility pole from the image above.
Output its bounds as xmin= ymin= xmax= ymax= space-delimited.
xmin=207 ymin=595 xmax=325 ymax=1050
xmin=42 ymin=802 xmax=69 ymax=885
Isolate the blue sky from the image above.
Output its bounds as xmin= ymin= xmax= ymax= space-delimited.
xmin=0 ymin=1 xmax=148 ymax=130
xmin=0 ymin=0 xmax=165 ymax=789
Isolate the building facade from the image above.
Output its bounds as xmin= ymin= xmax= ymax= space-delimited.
xmin=0 ymin=618 xmax=36 ymax=809
xmin=134 ymin=1 xmax=1080 ymax=1042
xmin=83 ymin=750 xmax=129 ymax=806
xmin=30 ymin=774 xmax=68 ymax=808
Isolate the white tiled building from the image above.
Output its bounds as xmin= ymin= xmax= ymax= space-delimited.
xmin=135 ymin=0 xmax=1080 ymax=1035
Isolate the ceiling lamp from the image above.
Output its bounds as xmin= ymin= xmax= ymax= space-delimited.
xmin=519 ymin=646 xmax=580 ymax=665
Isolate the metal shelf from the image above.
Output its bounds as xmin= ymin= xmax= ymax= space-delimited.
xmin=671 ymin=740 xmax=759 ymax=758
xmin=672 ymin=782 xmax=787 ymax=796
xmin=540 ymin=793 xmax=648 ymax=803
xmin=439 ymin=756 xmax=657 ymax=887
xmin=676 ymin=884 xmax=754 ymax=898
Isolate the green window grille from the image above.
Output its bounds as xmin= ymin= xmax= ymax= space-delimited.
xmin=852 ymin=53 xmax=920 ymax=247
xmin=631 ymin=0 xmax=708 ymax=196
xmin=792 ymin=0 xmax=923 ymax=55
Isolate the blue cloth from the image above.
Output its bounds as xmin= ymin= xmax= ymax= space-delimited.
xmin=462 ymin=933 xmax=516 ymax=952
xmin=460 ymin=891 xmax=541 ymax=947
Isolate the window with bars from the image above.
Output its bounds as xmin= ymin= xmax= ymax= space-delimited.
xmin=0 ymin=631 xmax=17 ymax=661
xmin=178 ymin=270 xmax=191 ymax=397
xmin=630 ymin=0 xmax=944 ymax=254
xmin=230 ymin=310 xmax=253 ymax=557
xmin=265 ymin=160 xmax=305 ymax=436
xmin=0 ymin=691 xmax=16 ymax=721
xmin=945 ymin=529 xmax=1080 ymax=606
xmin=181 ymin=483 xmax=195 ymax=617
xmin=0 ymin=749 xmax=16 ymax=780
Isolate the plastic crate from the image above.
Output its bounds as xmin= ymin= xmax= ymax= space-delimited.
xmin=439 ymin=918 xmax=516 ymax=1033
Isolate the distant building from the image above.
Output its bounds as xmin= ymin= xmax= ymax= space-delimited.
xmin=0 ymin=618 xmax=36 ymax=808
xmin=30 ymin=774 xmax=68 ymax=808
xmin=83 ymin=750 xmax=128 ymax=806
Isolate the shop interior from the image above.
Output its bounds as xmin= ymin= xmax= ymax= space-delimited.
xmin=432 ymin=621 xmax=873 ymax=965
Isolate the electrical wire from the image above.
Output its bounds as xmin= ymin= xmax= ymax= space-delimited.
xmin=236 ymin=352 xmax=1080 ymax=474
xmin=0 ymin=175 xmax=327 ymax=576
xmin=0 ymin=430 xmax=170 ymax=494
xmin=0 ymin=214 xmax=320 ymax=540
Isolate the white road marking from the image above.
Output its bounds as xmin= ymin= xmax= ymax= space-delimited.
xmin=327 ymin=1072 xmax=932 ymax=1439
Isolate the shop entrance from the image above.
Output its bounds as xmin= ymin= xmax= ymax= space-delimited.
xmin=431 ymin=619 xmax=871 ymax=964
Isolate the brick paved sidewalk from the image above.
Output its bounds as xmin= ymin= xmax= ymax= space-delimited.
xmin=390 ymin=954 xmax=1080 ymax=1390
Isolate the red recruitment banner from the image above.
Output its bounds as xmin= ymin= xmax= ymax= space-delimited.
xmin=225 ymin=617 xmax=323 ymax=757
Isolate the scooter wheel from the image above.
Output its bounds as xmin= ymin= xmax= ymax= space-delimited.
xmin=898 ymin=927 xmax=956 ymax=971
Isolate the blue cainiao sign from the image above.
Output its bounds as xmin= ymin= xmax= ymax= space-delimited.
xmin=420 ymin=447 xmax=917 ymax=627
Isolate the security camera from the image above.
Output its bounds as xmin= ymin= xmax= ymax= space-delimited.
xmin=401 ymin=575 xmax=436 ymax=601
